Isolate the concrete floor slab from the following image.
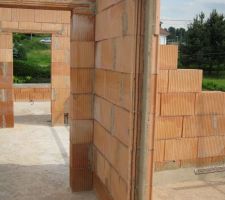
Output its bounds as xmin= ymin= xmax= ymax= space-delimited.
xmin=0 ymin=102 xmax=97 ymax=200
xmin=153 ymin=168 xmax=225 ymax=200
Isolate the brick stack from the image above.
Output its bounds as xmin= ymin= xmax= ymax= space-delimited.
xmin=0 ymin=33 xmax=13 ymax=128
xmin=0 ymin=8 xmax=71 ymax=126
xmin=93 ymin=0 xmax=141 ymax=200
xmin=70 ymin=13 xmax=95 ymax=191
xmin=154 ymin=45 xmax=225 ymax=171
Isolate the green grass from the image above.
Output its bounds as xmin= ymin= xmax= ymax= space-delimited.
xmin=26 ymin=49 xmax=51 ymax=67
xmin=203 ymin=75 xmax=225 ymax=92
xmin=13 ymin=33 xmax=51 ymax=84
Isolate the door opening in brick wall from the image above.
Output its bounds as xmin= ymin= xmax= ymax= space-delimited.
xmin=12 ymin=33 xmax=52 ymax=126
xmin=0 ymin=6 xmax=100 ymax=200
xmin=13 ymin=33 xmax=51 ymax=85
xmin=0 ymin=28 xmax=79 ymax=199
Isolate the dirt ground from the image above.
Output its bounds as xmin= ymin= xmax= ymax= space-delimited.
xmin=0 ymin=102 xmax=97 ymax=200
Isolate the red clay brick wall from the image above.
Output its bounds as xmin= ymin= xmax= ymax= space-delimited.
xmin=93 ymin=0 xmax=141 ymax=199
xmin=0 ymin=32 xmax=14 ymax=128
xmin=70 ymin=13 xmax=95 ymax=192
xmin=49 ymin=12 xmax=70 ymax=126
xmin=13 ymin=86 xmax=51 ymax=102
xmin=0 ymin=7 xmax=71 ymax=126
xmin=154 ymin=45 xmax=225 ymax=171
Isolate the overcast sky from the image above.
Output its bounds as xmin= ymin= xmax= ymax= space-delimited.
xmin=161 ymin=0 xmax=225 ymax=28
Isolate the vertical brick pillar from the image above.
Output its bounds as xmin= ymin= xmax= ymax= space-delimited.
xmin=51 ymin=34 xmax=71 ymax=126
xmin=50 ymin=11 xmax=71 ymax=126
xmin=0 ymin=32 xmax=14 ymax=128
xmin=70 ymin=13 xmax=95 ymax=191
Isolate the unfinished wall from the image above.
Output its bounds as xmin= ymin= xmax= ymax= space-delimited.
xmin=13 ymin=84 xmax=51 ymax=101
xmin=0 ymin=32 xmax=14 ymax=128
xmin=0 ymin=8 xmax=70 ymax=126
xmin=93 ymin=0 xmax=144 ymax=199
xmin=154 ymin=45 xmax=225 ymax=171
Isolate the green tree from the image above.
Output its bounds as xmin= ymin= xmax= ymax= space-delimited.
xmin=205 ymin=10 xmax=225 ymax=73
xmin=167 ymin=26 xmax=176 ymax=42
xmin=166 ymin=27 xmax=187 ymax=44
xmin=180 ymin=10 xmax=225 ymax=74
xmin=14 ymin=44 xmax=27 ymax=60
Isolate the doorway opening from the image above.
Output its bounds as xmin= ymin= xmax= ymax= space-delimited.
xmin=4 ymin=32 xmax=74 ymax=199
xmin=13 ymin=33 xmax=51 ymax=84
xmin=13 ymin=33 xmax=52 ymax=126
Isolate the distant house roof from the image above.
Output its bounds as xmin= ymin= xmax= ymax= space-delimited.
xmin=160 ymin=28 xmax=170 ymax=36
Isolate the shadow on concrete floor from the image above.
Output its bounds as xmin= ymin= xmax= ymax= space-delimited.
xmin=0 ymin=164 xmax=97 ymax=200
xmin=50 ymin=127 xmax=68 ymax=165
xmin=14 ymin=114 xmax=51 ymax=126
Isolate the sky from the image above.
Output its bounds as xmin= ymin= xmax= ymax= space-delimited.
xmin=161 ymin=0 xmax=225 ymax=29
